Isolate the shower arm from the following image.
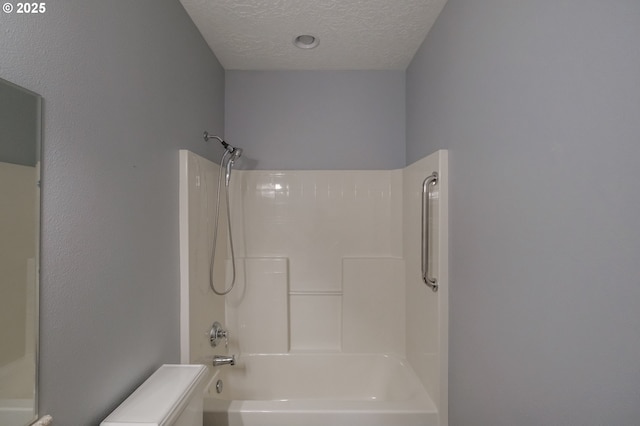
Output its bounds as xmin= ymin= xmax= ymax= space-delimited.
xmin=204 ymin=131 xmax=236 ymax=153
xmin=203 ymin=131 xmax=224 ymax=144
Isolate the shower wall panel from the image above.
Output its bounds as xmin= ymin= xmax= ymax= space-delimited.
xmin=403 ymin=151 xmax=448 ymax=420
xmin=232 ymin=170 xmax=402 ymax=292
xmin=179 ymin=151 xmax=227 ymax=363
xmin=229 ymin=169 xmax=404 ymax=353
xmin=342 ymin=258 xmax=405 ymax=355
xmin=225 ymin=257 xmax=289 ymax=354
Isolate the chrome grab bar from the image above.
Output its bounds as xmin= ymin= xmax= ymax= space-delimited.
xmin=422 ymin=172 xmax=439 ymax=292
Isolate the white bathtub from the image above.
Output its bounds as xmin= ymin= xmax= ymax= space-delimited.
xmin=204 ymin=353 xmax=438 ymax=426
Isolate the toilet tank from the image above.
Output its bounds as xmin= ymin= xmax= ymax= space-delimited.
xmin=101 ymin=364 xmax=209 ymax=426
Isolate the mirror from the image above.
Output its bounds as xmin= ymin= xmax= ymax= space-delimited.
xmin=0 ymin=77 xmax=41 ymax=425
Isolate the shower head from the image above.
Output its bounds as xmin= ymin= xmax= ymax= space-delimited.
xmin=204 ymin=131 xmax=243 ymax=187
xmin=230 ymin=147 xmax=242 ymax=160
xmin=224 ymin=147 xmax=242 ymax=187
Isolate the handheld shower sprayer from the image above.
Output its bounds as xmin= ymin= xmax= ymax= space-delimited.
xmin=202 ymin=130 xmax=245 ymax=296
xmin=225 ymin=148 xmax=242 ymax=186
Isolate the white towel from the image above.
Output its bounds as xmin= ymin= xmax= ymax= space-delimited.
xmin=31 ymin=415 xmax=53 ymax=426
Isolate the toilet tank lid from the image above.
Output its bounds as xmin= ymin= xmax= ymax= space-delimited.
xmin=101 ymin=364 xmax=209 ymax=426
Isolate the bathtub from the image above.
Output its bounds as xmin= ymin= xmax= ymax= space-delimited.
xmin=203 ymin=353 xmax=438 ymax=426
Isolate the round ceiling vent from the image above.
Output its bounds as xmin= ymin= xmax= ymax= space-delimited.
xmin=293 ymin=34 xmax=319 ymax=49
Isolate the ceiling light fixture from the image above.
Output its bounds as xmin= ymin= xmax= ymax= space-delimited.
xmin=293 ymin=34 xmax=319 ymax=49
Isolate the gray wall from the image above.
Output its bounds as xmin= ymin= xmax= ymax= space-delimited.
xmin=407 ymin=1 xmax=640 ymax=425
xmin=0 ymin=1 xmax=225 ymax=424
xmin=226 ymin=70 xmax=405 ymax=170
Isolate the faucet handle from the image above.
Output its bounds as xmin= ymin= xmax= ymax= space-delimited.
xmin=209 ymin=321 xmax=228 ymax=348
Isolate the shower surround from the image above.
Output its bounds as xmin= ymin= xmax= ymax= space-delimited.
xmin=179 ymin=149 xmax=448 ymax=425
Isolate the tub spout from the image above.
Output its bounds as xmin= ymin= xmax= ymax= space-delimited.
xmin=212 ymin=354 xmax=236 ymax=367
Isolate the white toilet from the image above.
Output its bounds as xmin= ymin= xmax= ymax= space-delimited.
xmin=101 ymin=364 xmax=209 ymax=426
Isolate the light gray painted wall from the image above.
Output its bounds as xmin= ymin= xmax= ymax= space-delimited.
xmin=226 ymin=71 xmax=405 ymax=170
xmin=0 ymin=1 xmax=225 ymax=424
xmin=407 ymin=1 xmax=640 ymax=425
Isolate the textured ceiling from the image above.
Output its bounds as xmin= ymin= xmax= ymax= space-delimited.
xmin=179 ymin=0 xmax=448 ymax=70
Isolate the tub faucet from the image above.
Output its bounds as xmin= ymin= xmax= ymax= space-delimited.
xmin=212 ymin=354 xmax=235 ymax=367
